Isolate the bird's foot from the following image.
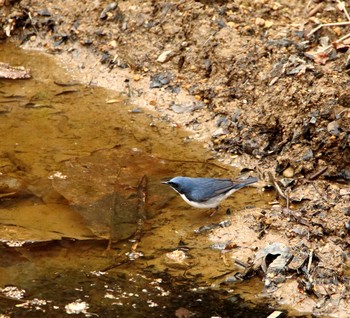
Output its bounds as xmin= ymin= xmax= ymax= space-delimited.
xmin=209 ymin=206 xmax=219 ymax=217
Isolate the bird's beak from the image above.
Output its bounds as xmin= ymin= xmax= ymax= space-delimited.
xmin=162 ymin=181 xmax=169 ymax=184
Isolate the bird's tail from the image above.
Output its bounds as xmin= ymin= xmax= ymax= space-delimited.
xmin=235 ymin=176 xmax=258 ymax=188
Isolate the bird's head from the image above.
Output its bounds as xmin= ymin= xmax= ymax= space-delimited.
xmin=162 ymin=176 xmax=187 ymax=194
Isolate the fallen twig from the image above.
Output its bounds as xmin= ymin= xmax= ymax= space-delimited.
xmin=333 ymin=31 xmax=350 ymax=46
xmin=307 ymin=2 xmax=324 ymax=18
xmin=306 ymin=21 xmax=350 ymax=37
xmin=27 ymin=11 xmax=42 ymax=39
xmin=234 ymin=259 xmax=249 ymax=269
xmin=137 ymin=175 xmax=148 ymax=220
xmin=100 ymin=258 xmax=132 ymax=272
xmin=309 ymin=167 xmax=328 ymax=180
xmin=337 ymin=0 xmax=350 ymax=21
xmin=307 ymin=249 xmax=313 ymax=275
xmin=267 ymin=172 xmax=290 ymax=209
xmin=310 ymin=182 xmax=328 ymax=203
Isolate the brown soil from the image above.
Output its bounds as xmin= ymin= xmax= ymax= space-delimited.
xmin=1 ymin=0 xmax=350 ymax=316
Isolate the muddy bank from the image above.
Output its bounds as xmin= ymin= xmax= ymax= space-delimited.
xmin=1 ymin=0 xmax=350 ymax=317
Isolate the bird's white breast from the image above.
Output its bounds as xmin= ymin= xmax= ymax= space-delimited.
xmin=179 ymin=188 xmax=239 ymax=209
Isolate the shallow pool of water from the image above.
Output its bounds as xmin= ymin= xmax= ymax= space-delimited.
xmin=0 ymin=42 xmax=295 ymax=317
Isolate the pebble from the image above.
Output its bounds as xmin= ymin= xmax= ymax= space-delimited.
xmin=133 ymin=74 xmax=141 ymax=81
xmin=170 ymin=103 xmax=194 ymax=114
xmin=37 ymin=8 xmax=51 ymax=16
xmin=157 ymin=50 xmax=172 ymax=63
xmin=110 ymin=40 xmax=117 ymax=48
xmin=212 ymin=128 xmax=227 ymax=138
xmin=267 ymin=311 xmax=283 ymax=318
xmin=345 ymin=221 xmax=350 ymax=231
xmin=255 ymin=17 xmax=266 ymax=26
xmin=327 ymin=121 xmax=340 ymax=135
xmin=100 ymin=2 xmax=118 ymax=19
xmin=282 ymin=166 xmax=295 ymax=178
xmin=302 ymin=149 xmax=314 ymax=161
xmin=150 ymin=72 xmax=172 ymax=88
xmin=309 ymin=116 xmax=317 ymax=124
xmin=280 ymin=178 xmax=294 ymax=187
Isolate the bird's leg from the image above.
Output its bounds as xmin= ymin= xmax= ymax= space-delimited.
xmin=209 ymin=206 xmax=219 ymax=217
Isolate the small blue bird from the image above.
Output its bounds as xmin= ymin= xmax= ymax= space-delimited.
xmin=163 ymin=176 xmax=258 ymax=211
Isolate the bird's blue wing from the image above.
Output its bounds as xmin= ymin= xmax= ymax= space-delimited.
xmin=187 ymin=177 xmax=257 ymax=202
xmin=187 ymin=178 xmax=235 ymax=202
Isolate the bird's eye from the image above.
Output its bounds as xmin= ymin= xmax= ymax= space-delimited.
xmin=168 ymin=182 xmax=179 ymax=189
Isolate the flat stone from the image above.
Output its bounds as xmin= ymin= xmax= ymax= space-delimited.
xmin=327 ymin=121 xmax=340 ymax=135
xmin=157 ymin=50 xmax=172 ymax=63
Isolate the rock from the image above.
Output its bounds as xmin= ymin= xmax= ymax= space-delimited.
xmin=212 ymin=128 xmax=228 ymax=138
xmin=282 ymin=166 xmax=295 ymax=178
xmin=0 ymin=175 xmax=26 ymax=195
xmin=170 ymin=104 xmax=194 ymax=114
xmin=157 ymin=50 xmax=172 ymax=63
xmin=327 ymin=121 xmax=340 ymax=135
xmin=109 ymin=40 xmax=117 ymax=48
xmin=301 ymin=149 xmax=314 ymax=161
xmin=133 ymin=74 xmax=141 ymax=81
xmin=345 ymin=221 xmax=350 ymax=231
xmin=216 ymin=116 xmax=231 ymax=128
xmin=292 ymin=225 xmax=308 ymax=236
xmin=255 ymin=17 xmax=266 ymax=26
xmin=100 ymin=2 xmax=118 ymax=20
xmin=280 ymin=178 xmax=294 ymax=187
xmin=242 ymin=138 xmax=259 ymax=155
xmin=165 ymin=85 xmax=180 ymax=94
xmin=309 ymin=116 xmax=317 ymax=124
xmin=37 ymin=8 xmax=51 ymax=16
xmin=150 ymin=72 xmax=172 ymax=88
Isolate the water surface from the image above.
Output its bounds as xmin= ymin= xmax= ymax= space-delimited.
xmin=0 ymin=42 xmax=284 ymax=317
